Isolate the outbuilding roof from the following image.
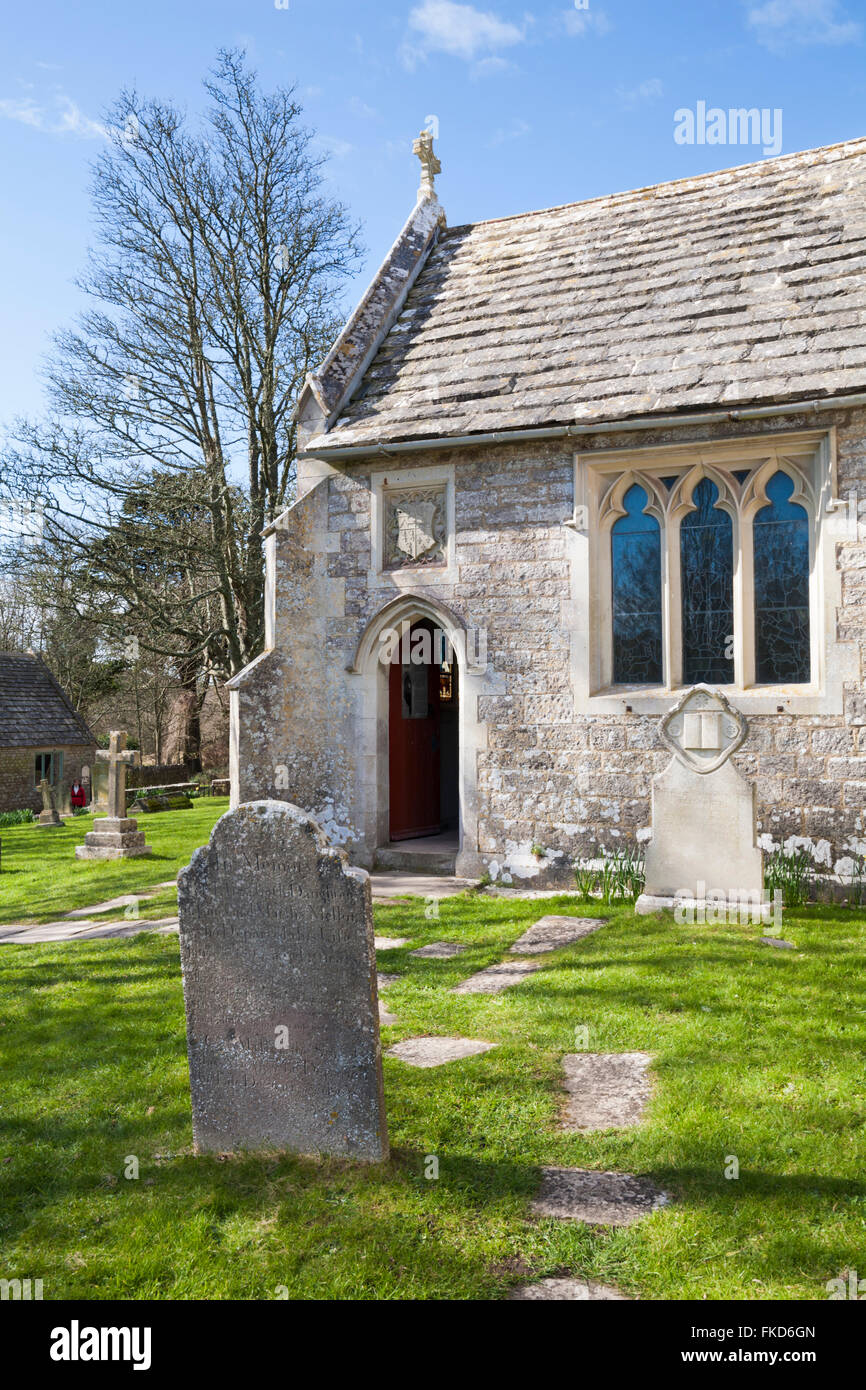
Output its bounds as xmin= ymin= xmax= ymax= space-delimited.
xmin=0 ymin=651 xmax=95 ymax=749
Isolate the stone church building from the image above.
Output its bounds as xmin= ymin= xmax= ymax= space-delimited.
xmin=229 ymin=134 xmax=866 ymax=885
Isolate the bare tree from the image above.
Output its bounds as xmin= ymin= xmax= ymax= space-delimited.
xmin=3 ymin=49 xmax=361 ymax=696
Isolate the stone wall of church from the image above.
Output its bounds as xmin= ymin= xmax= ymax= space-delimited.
xmin=235 ymin=403 xmax=865 ymax=885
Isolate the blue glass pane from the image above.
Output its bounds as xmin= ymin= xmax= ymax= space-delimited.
xmin=611 ymin=484 xmax=662 ymax=684
xmin=754 ymin=472 xmax=810 ymax=684
xmin=680 ymin=478 xmax=734 ymax=684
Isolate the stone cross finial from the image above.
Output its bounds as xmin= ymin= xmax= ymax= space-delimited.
xmin=413 ymin=128 xmax=441 ymax=198
xmin=96 ymin=730 xmax=138 ymax=820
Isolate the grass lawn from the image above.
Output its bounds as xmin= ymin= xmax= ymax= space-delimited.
xmin=1 ymin=890 xmax=864 ymax=1300
xmin=0 ymin=799 xmax=230 ymax=924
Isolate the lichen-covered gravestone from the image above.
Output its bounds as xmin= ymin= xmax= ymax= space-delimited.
xmin=178 ymin=800 xmax=388 ymax=1160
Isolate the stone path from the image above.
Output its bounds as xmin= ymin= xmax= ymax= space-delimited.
xmin=374 ymin=936 xmax=410 ymax=950
xmin=509 ymin=1278 xmax=631 ymax=1301
xmin=0 ymin=917 xmax=179 ymax=944
xmin=560 ymin=1053 xmax=652 ymax=1130
xmin=410 ymin=940 xmax=466 ymax=958
xmin=63 ymin=881 xmax=177 ymax=919
xmin=452 ymin=959 xmax=541 ymax=995
xmin=370 ymin=872 xmax=474 ymax=901
xmin=532 ymin=1168 xmax=670 ymax=1226
xmin=378 ymin=1002 xmax=398 ymax=1026
xmin=760 ymin=936 xmax=796 ymax=949
xmin=377 ymin=973 xmax=401 ymax=989
xmin=386 ymin=1036 xmax=497 ymax=1067
xmin=510 ymin=915 xmax=606 ymax=956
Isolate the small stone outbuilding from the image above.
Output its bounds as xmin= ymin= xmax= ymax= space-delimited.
xmin=0 ymin=652 xmax=95 ymax=813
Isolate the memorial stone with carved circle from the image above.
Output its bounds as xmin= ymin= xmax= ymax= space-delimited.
xmin=635 ymin=685 xmax=765 ymax=918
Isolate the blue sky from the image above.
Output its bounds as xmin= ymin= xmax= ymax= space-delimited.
xmin=1 ymin=0 xmax=864 ymax=421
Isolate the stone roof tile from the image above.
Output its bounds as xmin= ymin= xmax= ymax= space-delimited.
xmin=310 ymin=138 xmax=866 ymax=450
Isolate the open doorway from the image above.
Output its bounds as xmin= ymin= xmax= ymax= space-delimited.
xmin=388 ymin=619 xmax=459 ymax=842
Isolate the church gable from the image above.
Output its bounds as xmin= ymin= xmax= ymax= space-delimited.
xmin=306 ymin=136 xmax=866 ymax=452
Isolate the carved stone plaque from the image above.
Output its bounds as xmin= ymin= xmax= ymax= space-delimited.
xmin=384 ymin=487 xmax=446 ymax=568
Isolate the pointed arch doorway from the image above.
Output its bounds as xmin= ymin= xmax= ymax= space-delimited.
xmin=388 ymin=619 xmax=460 ymax=842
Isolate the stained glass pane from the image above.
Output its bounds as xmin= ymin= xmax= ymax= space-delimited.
xmin=611 ymin=484 xmax=662 ymax=684
xmin=753 ymin=471 xmax=810 ymax=684
xmin=680 ymin=478 xmax=734 ymax=684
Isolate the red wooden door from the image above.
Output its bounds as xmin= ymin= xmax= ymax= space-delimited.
xmin=388 ymin=625 xmax=441 ymax=841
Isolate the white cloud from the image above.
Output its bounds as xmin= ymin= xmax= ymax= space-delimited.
xmin=0 ymin=93 xmax=106 ymax=139
xmin=746 ymin=0 xmax=862 ymax=50
xmin=488 ymin=117 xmax=531 ymax=146
xmin=402 ymin=1 xmax=527 ymax=68
xmin=616 ymin=77 xmax=664 ymax=109
xmin=348 ymin=97 xmax=379 ymax=120
xmin=312 ymin=134 xmax=353 ymax=160
xmin=563 ymin=7 xmax=611 ymax=37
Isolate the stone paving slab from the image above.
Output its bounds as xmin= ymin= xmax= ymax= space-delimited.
xmin=370 ymin=873 xmax=474 ymax=900
xmin=532 ymin=1168 xmax=670 ymax=1226
xmin=452 ymin=959 xmax=541 ymax=995
xmin=377 ymin=973 xmax=401 ymax=989
xmin=0 ymin=916 xmax=179 ymax=944
xmin=374 ymin=936 xmax=410 ymax=950
xmin=509 ymin=1278 xmax=631 ymax=1301
xmin=510 ymin=915 xmax=607 ymax=955
xmin=760 ymin=936 xmax=796 ymax=949
xmin=378 ymin=1002 xmax=398 ymax=1026
xmin=560 ymin=1052 xmax=653 ymax=1131
xmin=386 ymin=1036 xmax=497 ymax=1067
xmin=65 ymin=892 xmax=161 ymax=919
xmin=410 ymin=940 xmax=466 ymax=958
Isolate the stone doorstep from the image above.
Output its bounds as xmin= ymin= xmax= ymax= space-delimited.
xmin=451 ymin=959 xmax=541 ymax=995
xmin=510 ymin=915 xmax=607 ymax=955
xmin=509 ymin=1278 xmax=631 ymax=1301
xmin=386 ymin=1036 xmax=497 ymax=1068
xmin=560 ymin=1053 xmax=653 ymax=1131
xmin=532 ymin=1167 xmax=671 ymax=1227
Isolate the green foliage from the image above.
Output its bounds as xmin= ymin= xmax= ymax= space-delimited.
xmin=0 ymin=808 xmax=35 ymax=829
xmin=574 ymin=844 xmax=646 ymax=904
xmin=764 ymin=847 xmax=813 ymax=907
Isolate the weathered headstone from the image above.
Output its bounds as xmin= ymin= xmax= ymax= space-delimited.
xmin=178 ymin=800 xmax=388 ymax=1160
xmin=90 ymin=760 xmax=109 ymax=813
xmin=635 ymin=686 xmax=764 ymax=917
xmin=37 ymin=779 xmax=63 ymax=828
xmin=75 ymin=732 xmax=152 ymax=860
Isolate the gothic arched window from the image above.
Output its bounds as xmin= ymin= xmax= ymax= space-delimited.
xmin=753 ymin=471 xmax=811 ymax=684
xmin=680 ymin=477 xmax=734 ymax=685
xmin=611 ymin=484 xmax=662 ymax=684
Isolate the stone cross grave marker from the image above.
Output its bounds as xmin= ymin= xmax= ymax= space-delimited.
xmin=636 ymin=685 xmax=764 ymax=917
xmin=177 ymin=800 xmax=389 ymax=1160
xmin=75 ymin=731 xmax=152 ymax=860
xmin=37 ymin=778 xmax=63 ymax=827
